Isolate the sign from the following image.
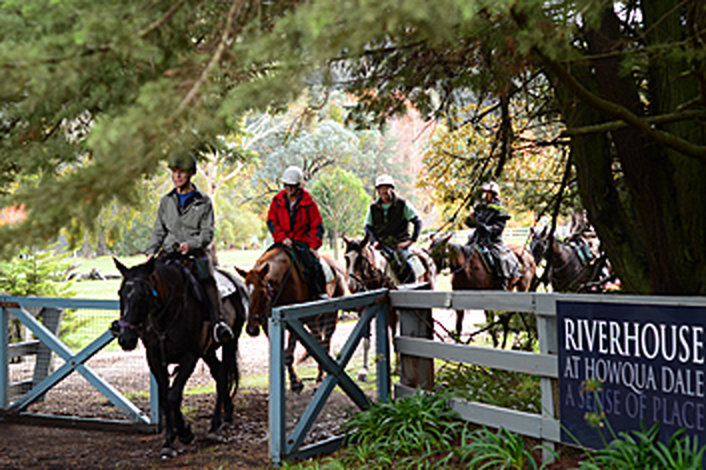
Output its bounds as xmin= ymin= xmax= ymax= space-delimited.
xmin=558 ymin=301 xmax=706 ymax=449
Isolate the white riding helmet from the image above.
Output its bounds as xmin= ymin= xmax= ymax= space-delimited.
xmin=281 ymin=166 xmax=304 ymax=185
xmin=375 ymin=174 xmax=395 ymax=188
xmin=482 ymin=181 xmax=500 ymax=196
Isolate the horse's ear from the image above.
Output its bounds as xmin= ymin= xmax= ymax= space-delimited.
xmin=234 ymin=266 xmax=248 ymax=278
xmin=342 ymin=235 xmax=350 ymax=244
xmin=145 ymin=256 xmax=156 ymax=272
xmin=113 ymin=257 xmax=128 ymax=276
xmin=257 ymin=263 xmax=270 ymax=278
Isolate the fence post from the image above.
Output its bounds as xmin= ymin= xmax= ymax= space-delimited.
xmin=536 ymin=296 xmax=558 ymax=463
xmin=375 ymin=302 xmax=391 ymax=402
xmin=398 ymin=284 xmax=434 ymax=390
xmin=269 ymin=307 xmax=286 ymax=466
xmin=31 ymin=308 xmax=63 ymax=402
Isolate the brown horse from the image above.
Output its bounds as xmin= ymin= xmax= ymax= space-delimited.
xmin=529 ymin=225 xmax=615 ymax=292
xmin=427 ymin=233 xmax=536 ymax=346
xmin=342 ymin=236 xmax=437 ymax=379
xmin=235 ymin=246 xmax=348 ymax=394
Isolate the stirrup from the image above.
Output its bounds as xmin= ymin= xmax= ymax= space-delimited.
xmin=213 ymin=321 xmax=234 ymax=343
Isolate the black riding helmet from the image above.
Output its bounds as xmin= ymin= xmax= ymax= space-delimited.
xmin=168 ymin=151 xmax=197 ymax=174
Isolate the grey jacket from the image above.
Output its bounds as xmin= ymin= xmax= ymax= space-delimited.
xmin=146 ymin=186 xmax=214 ymax=255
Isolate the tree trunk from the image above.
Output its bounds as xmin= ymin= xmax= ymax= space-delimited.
xmin=549 ymin=3 xmax=706 ymax=294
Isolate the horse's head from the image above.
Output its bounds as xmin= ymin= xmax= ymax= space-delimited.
xmin=113 ymin=257 xmax=157 ymax=351
xmin=343 ymin=235 xmax=380 ymax=292
xmin=529 ymin=226 xmax=550 ymax=264
xmin=427 ymin=233 xmax=453 ymax=272
xmin=235 ymin=263 xmax=273 ymax=337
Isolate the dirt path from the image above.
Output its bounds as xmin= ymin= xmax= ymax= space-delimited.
xmin=0 ymin=310 xmax=488 ymax=469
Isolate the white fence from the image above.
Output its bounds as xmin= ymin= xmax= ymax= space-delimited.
xmin=389 ymin=290 xmax=706 ymax=458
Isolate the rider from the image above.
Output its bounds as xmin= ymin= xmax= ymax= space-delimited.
xmin=566 ymin=210 xmax=600 ymax=261
xmin=267 ymin=165 xmax=328 ymax=300
xmin=146 ymin=150 xmax=234 ymax=344
xmin=364 ymin=174 xmax=422 ymax=283
xmin=465 ymin=181 xmax=521 ymax=290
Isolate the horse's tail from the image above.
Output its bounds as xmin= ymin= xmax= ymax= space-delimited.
xmin=222 ymin=340 xmax=240 ymax=397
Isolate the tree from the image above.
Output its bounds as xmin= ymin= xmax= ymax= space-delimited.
xmin=2 ymin=1 xmax=705 ymax=294
xmin=310 ymin=168 xmax=368 ymax=259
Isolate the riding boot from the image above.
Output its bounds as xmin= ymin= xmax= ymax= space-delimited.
xmin=314 ymin=265 xmax=329 ymax=300
xmin=203 ymin=280 xmax=234 ymax=343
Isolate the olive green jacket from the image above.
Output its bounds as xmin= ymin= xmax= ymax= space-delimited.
xmin=146 ymin=186 xmax=214 ymax=255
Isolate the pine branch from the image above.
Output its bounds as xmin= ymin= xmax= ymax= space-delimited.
xmin=176 ymin=0 xmax=245 ymax=114
xmin=138 ymin=0 xmax=190 ymax=38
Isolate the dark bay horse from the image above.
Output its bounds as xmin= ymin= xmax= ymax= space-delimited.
xmin=113 ymin=255 xmax=247 ymax=458
xmin=342 ymin=236 xmax=437 ymax=379
xmin=235 ymin=246 xmax=348 ymax=394
xmin=529 ymin=226 xmax=614 ymax=292
xmin=427 ymin=233 xmax=536 ymax=346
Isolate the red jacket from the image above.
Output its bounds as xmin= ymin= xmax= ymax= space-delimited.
xmin=267 ymin=188 xmax=324 ymax=250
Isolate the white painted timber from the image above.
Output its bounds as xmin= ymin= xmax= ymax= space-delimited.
xmin=394 ymin=336 xmax=558 ymax=377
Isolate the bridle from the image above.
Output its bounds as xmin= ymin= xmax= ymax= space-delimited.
xmin=118 ymin=272 xmax=182 ymax=364
xmin=247 ymin=257 xmax=294 ymax=329
xmin=347 ymin=247 xmax=392 ymax=291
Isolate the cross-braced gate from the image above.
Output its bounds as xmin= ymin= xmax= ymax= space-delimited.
xmin=0 ymin=296 xmax=158 ymax=431
xmin=268 ymin=288 xmax=391 ymax=464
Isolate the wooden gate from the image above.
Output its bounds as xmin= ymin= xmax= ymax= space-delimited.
xmin=268 ymin=288 xmax=391 ymax=464
xmin=0 ymin=296 xmax=158 ymax=431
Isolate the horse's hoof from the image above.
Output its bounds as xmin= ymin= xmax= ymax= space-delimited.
xmin=206 ymin=431 xmax=225 ymax=442
xmin=357 ymin=370 xmax=368 ymax=382
xmin=291 ymin=381 xmax=304 ymax=394
xmin=160 ymin=447 xmax=178 ymax=459
xmin=178 ymin=425 xmax=194 ymax=445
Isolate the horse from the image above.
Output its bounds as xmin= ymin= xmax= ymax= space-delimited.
xmin=426 ymin=233 xmax=536 ymax=347
xmin=529 ymin=225 xmax=614 ymax=293
xmin=342 ymin=236 xmax=437 ymax=380
xmin=112 ymin=254 xmax=247 ymax=458
xmin=235 ymin=246 xmax=348 ymax=394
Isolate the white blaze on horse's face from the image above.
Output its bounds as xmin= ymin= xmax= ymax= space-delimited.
xmin=345 ymin=251 xmax=359 ymax=279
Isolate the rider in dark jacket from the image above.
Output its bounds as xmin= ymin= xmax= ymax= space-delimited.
xmin=364 ymin=174 xmax=422 ymax=283
xmin=146 ymin=151 xmax=234 ymax=343
xmin=466 ymin=181 xmax=521 ymax=289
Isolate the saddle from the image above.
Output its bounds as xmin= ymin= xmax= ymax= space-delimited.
xmin=568 ymin=240 xmax=594 ymax=266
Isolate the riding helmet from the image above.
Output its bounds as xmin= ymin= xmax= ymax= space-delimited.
xmin=168 ymin=151 xmax=198 ymax=174
xmin=375 ymin=174 xmax=395 ymax=188
xmin=281 ymin=166 xmax=304 ymax=186
xmin=482 ymin=181 xmax=500 ymax=196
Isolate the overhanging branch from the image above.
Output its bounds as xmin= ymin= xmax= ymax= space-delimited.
xmin=545 ymin=58 xmax=706 ymax=163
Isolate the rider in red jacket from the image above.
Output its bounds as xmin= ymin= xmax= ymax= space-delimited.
xmin=266 ymin=166 xmax=327 ymax=299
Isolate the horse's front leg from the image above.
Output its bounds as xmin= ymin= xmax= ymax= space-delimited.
xmin=148 ymin=360 xmax=178 ymax=459
xmin=454 ymin=309 xmax=465 ymax=343
xmin=202 ymin=348 xmax=231 ymax=439
xmin=358 ymin=319 xmax=370 ymax=382
xmin=167 ymin=355 xmax=198 ymax=447
xmin=316 ymin=315 xmax=337 ymax=384
xmin=285 ymin=331 xmax=304 ymax=394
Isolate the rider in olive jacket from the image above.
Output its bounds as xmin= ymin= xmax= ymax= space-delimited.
xmin=146 ymin=152 xmax=234 ymax=344
xmin=364 ymin=174 xmax=422 ymax=283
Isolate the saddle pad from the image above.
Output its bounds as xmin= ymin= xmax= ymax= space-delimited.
xmin=321 ymin=260 xmax=334 ymax=283
xmin=214 ymin=269 xmax=238 ymax=299
xmin=408 ymin=254 xmax=426 ymax=279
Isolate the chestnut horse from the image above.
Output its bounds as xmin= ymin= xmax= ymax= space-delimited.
xmin=342 ymin=236 xmax=437 ymax=380
xmin=235 ymin=246 xmax=348 ymax=394
xmin=427 ymin=233 xmax=536 ymax=346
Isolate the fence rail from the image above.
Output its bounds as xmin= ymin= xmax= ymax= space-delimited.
xmin=389 ymin=290 xmax=706 ymax=459
xmin=0 ymin=296 xmax=158 ymax=431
